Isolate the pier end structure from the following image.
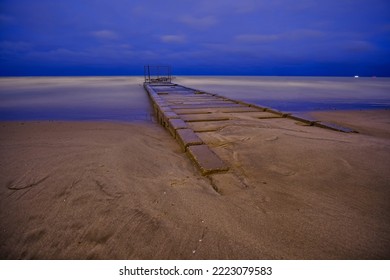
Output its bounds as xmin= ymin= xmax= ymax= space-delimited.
xmin=144 ymin=65 xmax=172 ymax=84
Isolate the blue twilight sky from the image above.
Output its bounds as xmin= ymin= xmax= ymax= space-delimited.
xmin=0 ymin=0 xmax=390 ymax=76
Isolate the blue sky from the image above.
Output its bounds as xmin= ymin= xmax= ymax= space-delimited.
xmin=1 ymin=0 xmax=389 ymax=76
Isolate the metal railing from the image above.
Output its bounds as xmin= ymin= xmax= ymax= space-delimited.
xmin=144 ymin=65 xmax=172 ymax=83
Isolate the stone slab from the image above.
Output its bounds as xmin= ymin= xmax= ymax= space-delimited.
xmin=153 ymin=98 xmax=169 ymax=106
xmin=168 ymin=101 xmax=236 ymax=107
xmin=158 ymin=106 xmax=174 ymax=113
xmin=247 ymin=104 xmax=267 ymax=111
xmin=174 ymin=109 xmax=214 ymax=115
xmin=314 ymin=121 xmax=357 ymax=133
xmin=180 ymin=114 xmax=230 ymax=122
xmin=217 ymin=111 xmax=281 ymax=120
xmin=187 ymin=145 xmax=229 ymax=175
xmin=219 ymin=98 xmax=267 ymax=110
xmin=166 ymin=118 xmax=187 ymax=137
xmin=158 ymin=92 xmax=200 ymax=97
xmin=151 ymin=95 xmax=162 ymax=101
xmin=168 ymin=118 xmax=188 ymax=130
xmin=145 ymin=89 xmax=157 ymax=97
xmin=165 ymin=100 xmax=228 ymax=105
xmin=178 ymin=111 xmax=280 ymax=122
xmin=163 ymin=95 xmax=216 ymax=99
xmin=163 ymin=95 xmax=218 ymax=99
xmin=176 ymin=128 xmax=203 ymax=151
xmin=150 ymin=86 xmax=180 ymax=91
xmin=148 ymin=83 xmax=176 ymax=86
xmin=163 ymin=97 xmax=227 ymax=102
xmin=155 ymin=101 xmax=170 ymax=108
xmin=187 ymin=121 xmax=231 ymax=132
xmin=151 ymin=89 xmax=182 ymax=93
xmin=265 ymin=108 xmax=288 ymax=116
xmin=161 ymin=92 xmax=196 ymax=96
xmin=156 ymin=104 xmax=171 ymax=112
xmin=163 ymin=111 xmax=180 ymax=119
xmin=287 ymin=114 xmax=318 ymax=125
xmin=169 ymin=101 xmax=236 ymax=106
xmin=196 ymin=132 xmax=228 ymax=146
xmin=218 ymin=107 xmax=260 ymax=113
xmin=173 ymin=107 xmax=258 ymax=115
xmin=170 ymin=103 xmax=243 ymax=109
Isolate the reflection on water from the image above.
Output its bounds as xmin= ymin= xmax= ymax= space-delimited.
xmin=0 ymin=77 xmax=153 ymax=121
xmin=1 ymin=76 xmax=389 ymax=121
xmin=176 ymin=76 xmax=390 ymax=113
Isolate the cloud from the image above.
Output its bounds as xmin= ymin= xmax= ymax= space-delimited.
xmin=0 ymin=14 xmax=15 ymax=24
xmin=233 ymin=0 xmax=258 ymax=14
xmin=118 ymin=44 xmax=132 ymax=49
xmin=343 ymin=40 xmax=376 ymax=53
xmin=179 ymin=15 xmax=217 ymax=29
xmin=160 ymin=35 xmax=186 ymax=43
xmin=0 ymin=41 xmax=32 ymax=52
xmin=197 ymin=0 xmax=261 ymax=15
xmin=46 ymin=48 xmax=80 ymax=56
xmin=24 ymin=45 xmax=137 ymax=65
xmin=287 ymin=29 xmax=325 ymax=39
xmin=235 ymin=29 xmax=325 ymax=44
xmin=25 ymin=48 xmax=90 ymax=63
xmin=235 ymin=34 xmax=280 ymax=43
xmin=91 ymin=30 xmax=118 ymax=40
xmin=380 ymin=23 xmax=390 ymax=33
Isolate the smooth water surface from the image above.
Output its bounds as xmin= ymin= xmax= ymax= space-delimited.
xmin=0 ymin=76 xmax=152 ymax=121
xmin=176 ymin=76 xmax=390 ymax=113
xmin=1 ymin=76 xmax=389 ymax=121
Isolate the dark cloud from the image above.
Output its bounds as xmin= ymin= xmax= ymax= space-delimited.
xmin=343 ymin=40 xmax=377 ymax=53
xmin=235 ymin=34 xmax=280 ymax=43
xmin=160 ymin=35 xmax=186 ymax=44
xmin=91 ymin=30 xmax=119 ymax=40
xmin=0 ymin=14 xmax=15 ymax=24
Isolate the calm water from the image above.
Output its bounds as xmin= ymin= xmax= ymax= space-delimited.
xmin=176 ymin=76 xmax=390 ymax=113
xmin=0 ymin=76 xmax=389 ymax=121
xmin=0 ymin=77 xmax=152 ymax=121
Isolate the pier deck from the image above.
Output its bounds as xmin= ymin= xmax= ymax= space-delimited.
xmin=144 ymin=82 xmax=356 ymax=189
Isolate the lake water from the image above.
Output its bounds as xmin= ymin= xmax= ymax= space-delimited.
xmin=0 ymin=77 xmax=151 ymax=121
xmin=176 ymin=76 xmax=390 ymax=113
xmin=0 ymin=76 xmax=389 ymax=121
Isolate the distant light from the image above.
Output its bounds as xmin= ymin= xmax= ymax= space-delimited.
xmin=354 ymin=75 xmax=359 ymax=78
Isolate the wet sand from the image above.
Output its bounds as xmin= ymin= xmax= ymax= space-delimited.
xmin=0 ymin=110 xmax=389 ymax=259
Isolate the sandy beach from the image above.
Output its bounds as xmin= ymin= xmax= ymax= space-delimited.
xmin=0 ymin=109 xmax=389 ymax=259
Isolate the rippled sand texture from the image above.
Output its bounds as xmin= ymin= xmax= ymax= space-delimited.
xmin=1 ymin=110 xmax=389 ymax=259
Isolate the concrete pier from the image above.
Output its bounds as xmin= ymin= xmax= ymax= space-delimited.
xmin=144 ymin=82 xmax=356 ymax=178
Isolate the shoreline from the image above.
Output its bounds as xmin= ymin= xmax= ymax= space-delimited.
xmin=1 ymin=109 xmax=389 ymax=259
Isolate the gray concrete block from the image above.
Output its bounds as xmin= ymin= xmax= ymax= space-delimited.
xmin=170 ymin=103 xmax=243 ymax=109
xmin=176 ymin=128 xmax=203 ymax=151
xmin=314 ymin=121 xmax=357 ymax=133
xmin=187 ymin=145 xmax=229 ymax=175
xmin=167 ymin=118 xmax=188 ymax=136
xmin=180 ymin=114 xmax=230 ymax=122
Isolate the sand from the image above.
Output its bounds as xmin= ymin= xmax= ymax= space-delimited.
xmin=0 ymin=110 xmax=389 ymax=259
